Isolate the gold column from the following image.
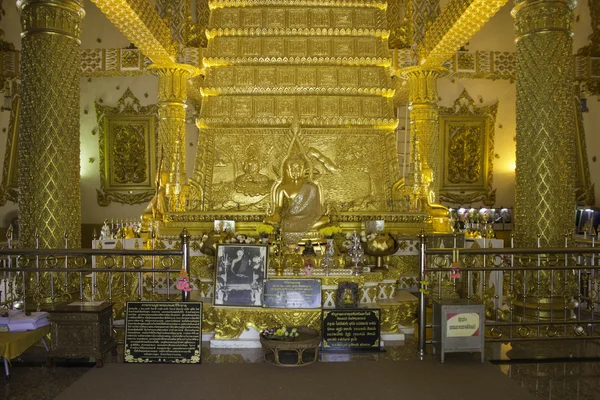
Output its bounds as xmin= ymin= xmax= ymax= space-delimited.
xmin=512 ymin=0 xmax=576 ymax=247
xmin=148 ymin=64 xmax=199 ymax=212
xmin=402 ymin=66 xmax=447 ymax=202
xmin=17 ymin=0 xmax=84 ymax=248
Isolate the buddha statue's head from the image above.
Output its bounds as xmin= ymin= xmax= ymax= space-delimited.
xmin=284 ymin=153 xmax=308 ymax=182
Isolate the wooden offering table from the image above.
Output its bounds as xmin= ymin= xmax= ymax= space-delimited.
xmin=34 ymin=302 xmax=116 ymax=367
xmin=260 ymin=327 xmax=321 ymax=367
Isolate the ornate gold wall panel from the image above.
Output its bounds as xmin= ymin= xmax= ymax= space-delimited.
xmin=0 ymin=82 xmax=20 ymax=206
xmin=3 ymin=47 xmax=202 ymax=78
xmin=90 ymin=0 xmax=177 ymax=65
xmin=512 ymin=0 xmax=576 ymax=248
xmin=18 ymin=0 xmax=84 ymax=248
xmin=448 ymin=50 xmax=516 ymax=81
xmin=95 ymin=88 xmax=158 ymax=206
xmin=418 ymin=0 xmax=508 ymax=66
xmin=438 ymin=89 xmax=497 ymax=206
xmin=191 ymin=1 xmax=402 ymax=214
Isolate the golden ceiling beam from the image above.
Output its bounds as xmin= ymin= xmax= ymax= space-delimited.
xmin=417 ymin=0 xmax=508 ymax=67
xmin=90 ymin=0 xmax=177 ymax=65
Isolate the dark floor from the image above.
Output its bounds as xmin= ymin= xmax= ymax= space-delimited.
xmin=2 ymin=338 xmax=600 ymax=400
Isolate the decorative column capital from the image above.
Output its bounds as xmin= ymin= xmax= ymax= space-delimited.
xmin=512 ymin=0 xmax=576 ymax=41
xmin=18 ymin=0 xmax=85 ymax=41
xmin=400 ymin=66 xmax=448 ymax=105
xmin=148 ymin=63 xmax=201 ymax=103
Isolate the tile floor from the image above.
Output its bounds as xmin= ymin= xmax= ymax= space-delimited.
xmin=2 ymin=338 xmax=600 ymax=400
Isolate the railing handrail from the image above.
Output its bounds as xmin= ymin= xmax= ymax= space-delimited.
xmin=0 ymin=268 xmax=182 ymax=273
xmin=0 ymin=248 xmax=184 ymax=257
xmin=425 ymin=246 xmax=600 ymax=256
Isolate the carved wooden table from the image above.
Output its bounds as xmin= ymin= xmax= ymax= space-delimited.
xmin=35 ymin=302 xmax=116 ymax=367
xmin=260 ymin=327 xmax=321 ymax=367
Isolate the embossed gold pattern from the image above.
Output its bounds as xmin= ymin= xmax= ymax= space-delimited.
xmin=90 ymin=0 xmax=176 ymax=65
xmin=407 ymin=0 xmax=440 ymax=48
xmin=512 ymin=0 xmax=576 ymax=247
xmin=418 ymin=0 xmax=507 ymax=67
xmin=18 ymin=0 xmax=84 ymax=248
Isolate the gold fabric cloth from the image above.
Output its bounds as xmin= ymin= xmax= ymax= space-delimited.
xmin=0 ymin=326 xmax=50 ymax=360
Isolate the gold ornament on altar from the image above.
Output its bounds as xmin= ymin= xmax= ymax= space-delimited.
xmin=359 ymin=231 xmax=399 ymax=272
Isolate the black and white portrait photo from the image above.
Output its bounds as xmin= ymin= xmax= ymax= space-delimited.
xmin=214 ymin=244 xmax=268 ymax=307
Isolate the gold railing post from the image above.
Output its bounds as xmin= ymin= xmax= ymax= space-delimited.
xmin=17 ymin=0 xmax=85 ymax=248
xmin=512 ymin=0 xmax=577 ymax=247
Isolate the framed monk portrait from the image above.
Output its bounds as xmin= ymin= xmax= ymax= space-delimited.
xmin=214 ymin=243 xmax=268 ymax=307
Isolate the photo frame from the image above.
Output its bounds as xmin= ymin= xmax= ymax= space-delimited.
xmin=214 ymin=243 xmax=268 ymax=307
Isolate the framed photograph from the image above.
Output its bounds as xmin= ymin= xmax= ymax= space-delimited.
xmin=214 ymin=244 xmax=268 ymax=307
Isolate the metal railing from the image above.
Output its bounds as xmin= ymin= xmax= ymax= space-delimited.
xmin=417 ymin=234 xmax=600 ymax=359
xmin=0 ymin=229 xmax=192 ymax=313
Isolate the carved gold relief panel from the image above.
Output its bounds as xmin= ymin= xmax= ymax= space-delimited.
xmin=266 ymin=9 xmax=285 ymax=28
xmin=438 ymin=90 xmax=497 ymax=206
xmin=289 ymin=9 xmax=308 ymax=28
xmin=207 ymin=37 xmax=385 ymax=59
xmin=204 ymin=66 xmax=389 ymax=92
xmin=210 ymin=7 xmax=386 ymax=31
xmin=311 ymin=9 xmax=330 ymax=27
xmin=95 ymin=89 xmax=158 ymax=206
xmin=202 ymin=95 xmax=392 ymax=120
xmin=196 ymin=128 xmax=394 ymax=212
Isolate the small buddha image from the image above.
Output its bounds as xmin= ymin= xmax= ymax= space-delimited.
xmin=341 ymin=288 xmax=354 ymax=305
xmin=302 ymin=240 xmax=316 ymax=257
xmin=234 ymin=156 xmax=273 ymax=197
xmin=336 ymin=282 xmax=358 ymax=308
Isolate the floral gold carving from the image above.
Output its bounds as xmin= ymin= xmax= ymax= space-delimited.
xmin=95 ymin=88 xmax=158 ymax=206
xmin=438 ymin=89 xmax=497 ymax=206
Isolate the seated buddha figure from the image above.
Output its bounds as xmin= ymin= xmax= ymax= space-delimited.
xmin=266 ymin=152 xmax=329 ymax=244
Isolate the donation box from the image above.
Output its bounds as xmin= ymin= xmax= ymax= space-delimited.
xmin=433 ymin=299 xmax=485 ymax=363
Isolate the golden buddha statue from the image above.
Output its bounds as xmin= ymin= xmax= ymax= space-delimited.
xmin=266 ymin=144 xmax=329 ymax=244
xmin=421 ymin=167 xmax=448 ymax=218
xmin=141 ymin=158 xmax=169 ymax=231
